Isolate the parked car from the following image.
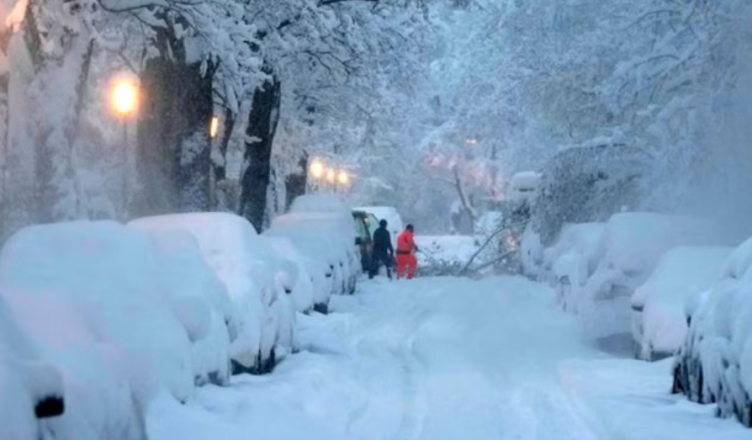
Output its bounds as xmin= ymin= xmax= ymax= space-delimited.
xmin=540 ymin=222 xmax=606 ymax=313
xmin=0 ymin=221 xmax=217 ymax=439
xmin=355 ymin=206 xmax=404 ymax=249
xmin=1 ymin=298 xmax=65 ymax=440
xmin=287 ymin=194 xmax=361 ymax=291
xmin=353 ymin=210 xmax=375 ymax=273
xmin=630 ymin=247 xmax=731 ymax=361
xmin=674 ymin=236 xmax=752 ymax=426
xmin=130 ymin=213 xmax=293 ymax=375
xmin=580 ymin=213 xmax=718 ymax=350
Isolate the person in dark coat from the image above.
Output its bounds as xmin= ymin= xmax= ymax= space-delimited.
xmin=370 ymin=219 xmax=394 ymax=279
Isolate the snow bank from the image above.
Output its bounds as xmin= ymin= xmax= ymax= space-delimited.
xmin=631 ymin=247 xmax=731 ymax=361
xmin=541 ymin=223 xmax=605 ymax=312
xmin=129 ymin=213 xmax=290 ymax=374
xmin=675 ymin=234 xmax=752 ymax=426
xmin=581 ymin=213 xmax=719 ymax=342
xmin=0 ymin=221 xmax=209 ymax=440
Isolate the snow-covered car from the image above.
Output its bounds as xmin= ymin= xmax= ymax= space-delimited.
xmin=266 ymin=236 xmax=317 ymax=314
xmin=352 ymin=210 xmax=376 ymax=273
xmin=140 ymin=230 xmax=235 ymax=383
xmin=130 ymin=213 xmax=293 ymax=375
xmin=674 ymin=236 xmax=752 ymax=426
xmin=288 ymin=194 xmax=361 ymax=291
xmin=1 ymin=297 xmax=65 ymax=440
xmin=541 ymin=222 xmax=605 ymax=312
xmin=507 ymin=171 xmax=541 ymax=204
xmin=0 ymin=221 xmax=214 ymax=439
xmin=267 ymin=211 xmax=359 ymax=303
xmin=580 ymin=213 xmax=719 ymax=347
xmin=630 ymin=247 xmax=731 ymax=361
xmin=355 ymin=205 xmax=404 ymax=249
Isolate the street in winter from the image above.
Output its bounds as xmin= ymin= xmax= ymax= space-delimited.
xmin=2 ymin=1 xmax=752 ymax=440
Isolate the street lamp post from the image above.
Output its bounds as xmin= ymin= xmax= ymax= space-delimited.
xmin=326 ymin=168 xmax=336 ymax=192
xmin=110 ymin=75 xmax=140 ymax=217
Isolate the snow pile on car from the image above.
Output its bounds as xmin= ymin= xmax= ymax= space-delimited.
xmin=631 ymin=247 xmax=731 ymax=361
xmin=580 ymin=213 xmax=718 ymax=342
xmin=130 ymin=212 xmax=293 ymax=374
xmin=541 ymin=222 xmax=605 ymax=312
xmin=0 ymin=297 xmax=65 ymax=440
xmin=267 ymin=212 xmax=358 ymax=302
xmin=674 ymin=236 xmax=752 ymax=426
xmin=0 ymin=221 xmax=231 ymax=440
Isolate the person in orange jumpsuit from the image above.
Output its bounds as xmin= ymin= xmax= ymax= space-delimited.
xmin=396 ymin=224 xmax=419 ymax=280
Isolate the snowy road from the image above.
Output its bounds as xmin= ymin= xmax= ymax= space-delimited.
xmin=147 ymin=276 xmax=751 ymax=440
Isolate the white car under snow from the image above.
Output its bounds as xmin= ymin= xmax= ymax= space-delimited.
xmin=130 ymin=212 xmax=294 ymax=375
xmin=630 ymin=246 xmax=731 ymax=361
xmin=580 ymin=212 xmax=720 ymax=347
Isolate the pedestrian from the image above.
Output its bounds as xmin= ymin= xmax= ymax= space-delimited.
xmin=396 ymin=224 xmax=419 ymax=280
xmin=370 ymin=219 xmax=394 ymax=279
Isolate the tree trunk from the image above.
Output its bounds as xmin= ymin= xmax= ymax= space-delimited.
xmin=136 ymin=27 xmax=214 ymax=217
xmin=238 ymin=71 xmax=281 ymax=232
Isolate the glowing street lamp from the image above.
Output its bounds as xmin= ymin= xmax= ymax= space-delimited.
xmin=110 ymin=77 xmax=139 ymax=118
xmin=337 ymin=170 xmax=350 ymax=186
xmin=209 ymin=116 xmax=220 ymax=139
xmin=326 ymin=168 xmax=336 ymax=184
xmin=310 ymin=159 xmax=325 ymax=180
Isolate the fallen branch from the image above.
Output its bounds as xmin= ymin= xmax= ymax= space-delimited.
xmin=459 ymin=227 xmax=507 ymax=276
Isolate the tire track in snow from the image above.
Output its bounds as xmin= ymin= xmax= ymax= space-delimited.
xmin=342 ymin=286 xmax=431 ymax=440
xmin=394 ymin=307 xmax=429 ymax=440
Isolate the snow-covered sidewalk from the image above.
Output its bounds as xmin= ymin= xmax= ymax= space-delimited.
xmin=147 ymin=276 xmax=752 ymax=440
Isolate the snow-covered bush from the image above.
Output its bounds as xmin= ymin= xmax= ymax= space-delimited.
xmin=531 ymin=143 xmax=648 ymax=248
xmin=580 ymin=213 xmax=719 ymax=344
xmin=674 ymin=236 xmax=752 ymax=426
xmin=541 ymin=223 xmax=605 ymax=313
xmin=0 ymin=221 xmax=215 ymax=440
xmin=631 ymin=247 xmax=731 ymax=361
xmin=129 ymin=213 xmax=292 ymax=374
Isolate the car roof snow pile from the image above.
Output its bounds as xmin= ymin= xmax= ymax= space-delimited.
xmin=676 ymin=235 xmax=752 ymax=426
xmin=0 ymin=221 xmax=232 ymax=440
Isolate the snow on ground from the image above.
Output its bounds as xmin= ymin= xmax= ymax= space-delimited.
xmin=147 ymin=276 xmax=747 ymax=440
xmin=561 ymin=359 xmax=752 ymax=440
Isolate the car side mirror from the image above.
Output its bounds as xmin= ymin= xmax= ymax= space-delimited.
xmin=355 ymin=237 xmax=363 ymax=246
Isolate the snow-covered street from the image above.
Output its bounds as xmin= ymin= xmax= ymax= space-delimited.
xmin=147 ymin=277 xmax=751 ymax=440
